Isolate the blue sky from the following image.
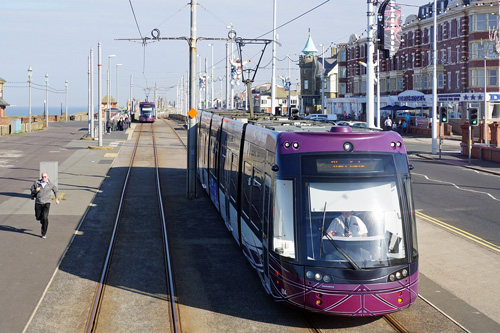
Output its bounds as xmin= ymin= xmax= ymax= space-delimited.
xmin=0 ymin=0 xmax=430 ymax=110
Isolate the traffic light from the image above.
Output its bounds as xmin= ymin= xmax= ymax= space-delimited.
xmin=469 ymin=108 xmax=478 ymax=126
xmin=440 ymin=107 xmax=448 ymax=123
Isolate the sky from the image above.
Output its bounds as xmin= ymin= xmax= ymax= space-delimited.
xmin=0 ymin=0 xmax=432 ymax=112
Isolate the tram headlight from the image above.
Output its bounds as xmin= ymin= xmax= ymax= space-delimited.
xmin=388 ymin=267 xmax=410 ymax=282
xmin=306 ymin=271 xmax=314 ymax=279
xmin=323 ymin=275 xmax=332 ymax=283
xmin=343 ymin=142 xmax=354 ymax=152
xmin=314 ymin=273 xmax=322 ymax=281
xmin=284 ymin=141 xmax=291 ymax=149
xmin=292 ymin=142 xmax=300 ymax=149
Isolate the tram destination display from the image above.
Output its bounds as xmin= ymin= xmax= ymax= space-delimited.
xmin=316 ymin=158 xmax=384 ymax=173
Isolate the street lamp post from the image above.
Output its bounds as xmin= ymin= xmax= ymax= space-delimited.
xmin=107 ymin=54 xmax=116 ymax=125
xmin=208 ymin=43 xmax=214 ymax=108
xmin=65 ymin=80 xmax=68 ymax=122
xmin=45 ymin=73 xmax=49 ymax=127
xmin=116 ymin=63 xmax=122 ymax=108
xmin=28 ymin=66 xmax=32 ymax=132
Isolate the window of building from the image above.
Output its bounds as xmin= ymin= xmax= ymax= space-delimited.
xmin=448 ymin=48 xmax=452 ymax=63
xmin=304 ymin=80 xmax=308 ymax=90
xmin=457 ymin=19 xmax=460 ymax=36
xmin=387 ymin=78 xmax=391 ymax=92
xmin=476 ymin=69 xmax=485 ymax=86
xmin=438 ymin=73 xmax=444 ymax=88
xmin=469 ymin=42 xmax=475 ymax=59
xmin=423 ymin=75 xmax=429 ymax=89
xmin=477 ymin=14 xmax=487 ymax=31
xmin=340 ymin=67 xmax=346 ymax=78
xmin=487 ymin=41 xmax=497 ymax=58
xmin=489 ymin=13 xmax=498 ymax=30
xmin=488 ymin=69 xmax=498 ymax=86
xmin=469 ymin=15 xmax=475 ymax=32
xmin=411 ymin=53 xmax=415 ymax=68
xmin=469 ymin=70 xmax=474 ymax=86
xmin=340 ymin=50 xmax=346 ymax=61
xmin=456 ymin=46 xmax=460 ymax=63
xmin=456 ymin=72 xmax=460 ymax=89
xmin=428 ymin=50 xmax=432 ymax=65
xmin=447 ymin=72 xmax=451 ymax=89
xmin=398 ymin=77 xmax=403 ymax=91
xmin=477 ymin=42 xmax=485 ymax=59
xmin=340 ymin=83 xmax=346 ymax=94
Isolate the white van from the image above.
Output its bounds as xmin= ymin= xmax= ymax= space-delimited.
xmin=306 ymin=114 xmax=337 ymax=121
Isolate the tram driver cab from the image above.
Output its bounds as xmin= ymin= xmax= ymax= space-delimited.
xmin=306 ymin=181 xmax=406 ymax=269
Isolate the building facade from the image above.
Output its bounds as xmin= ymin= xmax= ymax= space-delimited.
xmin=328 ymin=0 xmax=500 ymax=130
xmin=0 ymin=77 xmax=10 ymax=118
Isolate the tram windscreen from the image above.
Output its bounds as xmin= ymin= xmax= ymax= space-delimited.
xmin=305 ymin=180 xmax=407 ymax=268
xmin=140 ymin=104 xmax=155 ymax=116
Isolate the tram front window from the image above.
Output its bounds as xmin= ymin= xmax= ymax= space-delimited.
xmin=305 ymin=180 xmax=407 ymax=268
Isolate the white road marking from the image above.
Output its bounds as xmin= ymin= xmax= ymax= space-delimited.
xmin=413 ymin=172 xmax=500 ymax=202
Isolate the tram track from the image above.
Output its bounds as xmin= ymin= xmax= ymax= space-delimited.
xmin=85 ymin=122 xmax=180 ymax=333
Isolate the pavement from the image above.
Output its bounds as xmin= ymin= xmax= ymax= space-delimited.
xmin=0 ymin=122 xmax=134 ymax=333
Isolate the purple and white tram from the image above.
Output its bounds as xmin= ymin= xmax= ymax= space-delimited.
xmin=197 ymin=111 xmax=419 ymax=316
xmin=138 ymin=102 xmax=156 ymax=122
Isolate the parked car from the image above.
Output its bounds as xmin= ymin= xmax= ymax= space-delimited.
xmin=336 ymin=120 xmax=368 ymax=128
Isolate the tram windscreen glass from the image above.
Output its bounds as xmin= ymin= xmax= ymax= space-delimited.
xmin=316 ymin=158 xmax=384 ymax=173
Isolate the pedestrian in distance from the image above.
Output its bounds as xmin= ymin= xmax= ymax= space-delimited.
xmin=384 ymin=116 xmax=392 ymax=131
xmin=30 ymin=172 xmax=60 ymax=239
xmin=106 ymin=118 xmax=112 ymax=134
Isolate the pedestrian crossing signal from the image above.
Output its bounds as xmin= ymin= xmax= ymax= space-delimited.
xmin=469 ymin=108 xmax=478 ymax=126
xmin=440 ymin=107 xmax=448 ymax=123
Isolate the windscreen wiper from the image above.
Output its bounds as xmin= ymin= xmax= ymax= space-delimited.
xmin=324 ymin=232 xmax=362 ymax=271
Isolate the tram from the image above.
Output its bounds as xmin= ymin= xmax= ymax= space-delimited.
xmin=197 ymin=110 xmax=418 ymax=316
xmin=138 ymin=102 xmax=156 ymax=122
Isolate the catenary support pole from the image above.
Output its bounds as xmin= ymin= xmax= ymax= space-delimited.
xmin=187 ymin=0 xmax=198 ymax=199
xmin=432 ymin=0 xmax=438 ymax=154
xmin=366 ymin=0 xmax=375 ymax=128
xmin=98 ymin=42 xmax=103 ymax=147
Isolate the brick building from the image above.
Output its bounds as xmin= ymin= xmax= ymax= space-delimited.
xmin=326 ymin=0 xmax=500 ymax=133
xmin=298 ymin=33 xmax=338 ymax=114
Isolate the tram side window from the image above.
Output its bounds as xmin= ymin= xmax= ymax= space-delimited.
xmin=209 ymin=137 xmax=218 ymax=179
xmin=404 ymin=177 xmax=419 ymax=260
xmin=273 ymin=179 xmax=295 ymax=259
xmin=263 ymin=174 xmax=272 ymax=239
xmin=251 ymin=168 xmax=263 ymax=230
xmin=220 ymin=146 xmax=227 ymax=191
xmin=241 ymin=162 xmax=252 ymax=220
xmin=229 ymin=153 xmax=238 ymax=203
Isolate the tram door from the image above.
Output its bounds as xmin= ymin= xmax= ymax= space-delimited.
xmin=263 ymin=174 xmax=272 ymax=284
